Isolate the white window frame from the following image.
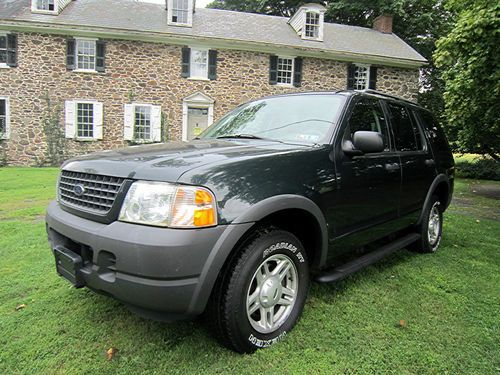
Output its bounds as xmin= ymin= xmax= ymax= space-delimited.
xmin=167 ymin=0 xmax=194 ymax=27
xmin=31 ymin=0 xmax=58 ymax=14
xmin=0 ymin=96 xmax=10 ymax=140
xmin=124 ymin=103 xmax=162 ymax=143
xmin=189 ymin=47 xmax=209 ymax=80
xmin=354 ymin=64 xmax=371 ymax=90
xmin=301 ymin=10 xmax=324 ymax=41
xmin=304 ymin=11 xmax=320 ymax=39
xmin=65 ymin=100 xmax=103 ymax=141
xmin=133 ymin=104 xmax=153 ymax=142
xmin=276 ymin=56 xmax=295 ymax=87
xmin=74 ymin=38 xmax=98 ymax=73
xmin=0 ymin=32 xmax=10 ymax=69
xmin=182 ymin=92 xmax=215 ymax=142
xmin=75 ymin=101 xmax=97 ymax=140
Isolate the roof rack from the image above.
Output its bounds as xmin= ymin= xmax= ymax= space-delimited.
xmin=361 ymin=89 xmax=418 ymax=105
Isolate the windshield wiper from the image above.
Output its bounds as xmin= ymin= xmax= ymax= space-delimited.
xmin=216 ymin=134 xmax=281 ymax=142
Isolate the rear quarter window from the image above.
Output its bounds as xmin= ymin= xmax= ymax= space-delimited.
xmin=386 ymin=102 xmax=424 ymax=152
xmin=418 ymin=110 xmax=452 ymax=153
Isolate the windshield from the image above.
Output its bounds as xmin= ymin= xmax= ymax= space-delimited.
xmin=200 ymin=94 xmax=345 ymax=144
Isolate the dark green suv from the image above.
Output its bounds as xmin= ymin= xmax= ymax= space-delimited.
xmin=46 ymin=90 xmax=454 ymax=353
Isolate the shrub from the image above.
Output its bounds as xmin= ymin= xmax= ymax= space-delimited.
xmin=455 ymin=159 xmax=500 ymax=181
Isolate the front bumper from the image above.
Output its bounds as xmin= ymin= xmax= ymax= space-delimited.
xmin=46 ymin=201 xmax=253 ymax=320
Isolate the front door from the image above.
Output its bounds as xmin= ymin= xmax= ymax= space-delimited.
xmin=187 ymin=107 xmax=209 ymax=140
xmin=329 ymin=97 xmax=401 ymax=258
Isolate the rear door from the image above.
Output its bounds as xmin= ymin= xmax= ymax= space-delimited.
xmin=329 ymin=97 xmax=401 ymax=256
xmin=385 ymin=102 xmax=436 ymax=223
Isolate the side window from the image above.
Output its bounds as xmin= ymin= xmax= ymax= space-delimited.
xmin=345 ymin=98 xmax=390 ymax=151
xmin=418 ymin=110 xmax=451 ymax=153
xmin=387 ymin=103 xmax=424 ymax=152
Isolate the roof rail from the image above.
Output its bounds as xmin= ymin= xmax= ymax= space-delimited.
xmin=361 ymin=89 xmax=418 ymax=105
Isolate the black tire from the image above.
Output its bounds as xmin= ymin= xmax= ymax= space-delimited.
xmin=208 ymin=228 xmax=309 ymax=353
xmin=410 ymin=195 xmax=443 ymax=253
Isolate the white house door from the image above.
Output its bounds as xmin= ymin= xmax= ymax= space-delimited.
xmin=187 ymin=107 xmax=209 ymax=140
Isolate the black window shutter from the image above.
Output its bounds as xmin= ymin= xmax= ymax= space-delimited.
xmin=369 ymin=66 xmax=378 ymax=90
xmin=347 ymin=63 xmax=356 ymax=90
xmin=293 ymin=57 xmax=303 ymax=87
xmin=6 ymin=34 xmax=17 ymax=67
xmin=96 ymin=41 xmax=106 ymax=72
xmin=208 ymin=50 xmax=217 ymax=80
xmin=66 ymin=39 xmax=76 ymax=70
xmin=269 ymin=55 xmax=278 ymax=85
xmin=181 ymin=47 xmax=191 ymax=78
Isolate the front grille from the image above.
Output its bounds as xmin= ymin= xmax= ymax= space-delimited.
xmin=59 ymin=171 xmax=125 ymax=214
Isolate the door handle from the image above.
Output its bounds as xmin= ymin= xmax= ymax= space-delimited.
xmin=425 ymin=159 xmax=436 ymax=167
xmin=385 ymin=163 xmax=400 ymax=171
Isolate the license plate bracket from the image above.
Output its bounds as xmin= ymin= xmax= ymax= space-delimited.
xmin=53 ymin=246 xmax=85 ymax=288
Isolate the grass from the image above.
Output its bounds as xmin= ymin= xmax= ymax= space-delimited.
xmin=0 ymin=167 xmax=499 ymax=374
xmin=453 ymin=154 xmax=493 ymax=163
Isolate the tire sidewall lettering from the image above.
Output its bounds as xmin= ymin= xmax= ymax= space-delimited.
xmin=248 ymin=331 xmax=287 ymax=348
xmin=263 ymin=241 xmax=305 ymax=263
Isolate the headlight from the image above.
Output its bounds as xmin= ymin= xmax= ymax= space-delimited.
xmin=118 ymin=181 xmax=217 ymax=228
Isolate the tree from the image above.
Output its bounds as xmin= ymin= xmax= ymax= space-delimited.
xmin=434 ymin=0 xmax=499 ymax=160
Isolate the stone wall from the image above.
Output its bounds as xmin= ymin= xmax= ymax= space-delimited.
xmin=0 ymin=32 xmax=420 ymax=165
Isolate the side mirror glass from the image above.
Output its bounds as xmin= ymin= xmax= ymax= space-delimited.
xmin=342 ymin=139 xmax=364 ymax=157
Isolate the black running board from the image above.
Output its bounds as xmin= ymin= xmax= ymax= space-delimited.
xmin=315 ymin=233 xmax=421 ymax=283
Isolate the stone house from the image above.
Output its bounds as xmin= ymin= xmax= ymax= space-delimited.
xmin=0 ymin=0 xmax=426 ymax=165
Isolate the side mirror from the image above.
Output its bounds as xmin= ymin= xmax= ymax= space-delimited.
xmin=352 ymin=131 xmax=384 ymax=154
xmin=342 ymin=139 xmax=364 ymax=157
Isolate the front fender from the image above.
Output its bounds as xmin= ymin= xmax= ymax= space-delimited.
xmin=187 ymin=195 xmax=329 ymax=316
xmin=232 ymin=195 xmax=329 ymax=268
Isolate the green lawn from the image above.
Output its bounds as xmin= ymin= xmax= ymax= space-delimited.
xmin=0 ymin=168 xmax=499 ymax=374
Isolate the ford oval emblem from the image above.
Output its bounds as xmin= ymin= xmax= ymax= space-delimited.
xmin=73 ymin=184 xmax=86 ymax=197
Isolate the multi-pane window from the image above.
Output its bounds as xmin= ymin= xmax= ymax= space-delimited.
xmin=277 ymin=57 xmax=294 ymax=85
xmin=36 ymin=0 xmax=55 ymax=11
xmin=0 ymin=98 xmax=7 ymax=137
xmin=0 ymin=35 xmax=6 ymax=65
xmin=190 ymin=49 xmax=208 ymax=79
xmin=134 ymin=106 xmax=152 ymax=141
xmin=171 ymin=0 xmax=189 ymax=24
xmin=354 ymin=64 xmax=370 ymax=90
xmin=76 ymin=39 xmax=96 ymax=71
xmin=305 ymin=12 xmax=320 ymax=39
xmin=77 ymin=103 xmax=94 ymax=138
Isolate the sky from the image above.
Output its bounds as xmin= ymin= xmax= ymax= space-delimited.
xmin=140 ymin=0 xmax=212 ymax=8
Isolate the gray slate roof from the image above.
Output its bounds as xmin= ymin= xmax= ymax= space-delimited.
xmin=0 ymin=0 xmax=427 ymax=66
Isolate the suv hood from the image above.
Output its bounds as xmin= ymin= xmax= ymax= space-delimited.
xmin=62 ymin=140 xmax=310 ymax=182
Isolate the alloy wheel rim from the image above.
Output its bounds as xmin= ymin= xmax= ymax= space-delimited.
xmin=246 ymin=254 xmax=298 ymax=334
xmin=428 ymin=203 xmax=441 ymax=246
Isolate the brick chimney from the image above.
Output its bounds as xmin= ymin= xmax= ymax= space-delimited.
xmin=373 ymin=14 xmax=393 ymax=34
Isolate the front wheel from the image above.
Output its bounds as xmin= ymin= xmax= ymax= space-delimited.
xmin=410 ymin=195 xmax=443 ymax=253
xmin=209 ymin=228 xmax=309 ymax=353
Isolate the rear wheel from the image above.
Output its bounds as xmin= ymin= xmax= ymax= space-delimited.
xmin=208 ymin=228 xmax=309 ymax=353
xmin=410 ymin=195 xmax=443 ymax=253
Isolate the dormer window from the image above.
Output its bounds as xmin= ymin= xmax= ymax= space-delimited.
xmin=305 ymin=12 xmax=320 ymax=39
xmin=32 ymin=0 xmax=57 ymax=13
xmin=288 ymin=4 xmax=326 ymax=42
xmin=38 ymin=0 xmax=55 ymax=11
xmin=167 ymin=0 xmax=194 ymax=27
xmin=31 ymin=0 xmax=71 ymax=15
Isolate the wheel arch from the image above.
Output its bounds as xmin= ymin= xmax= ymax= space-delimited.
xmin=187 ymin=195 xmax=329 ymax=316
xmin=418 ymin=174 xmax=451 ymax=225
